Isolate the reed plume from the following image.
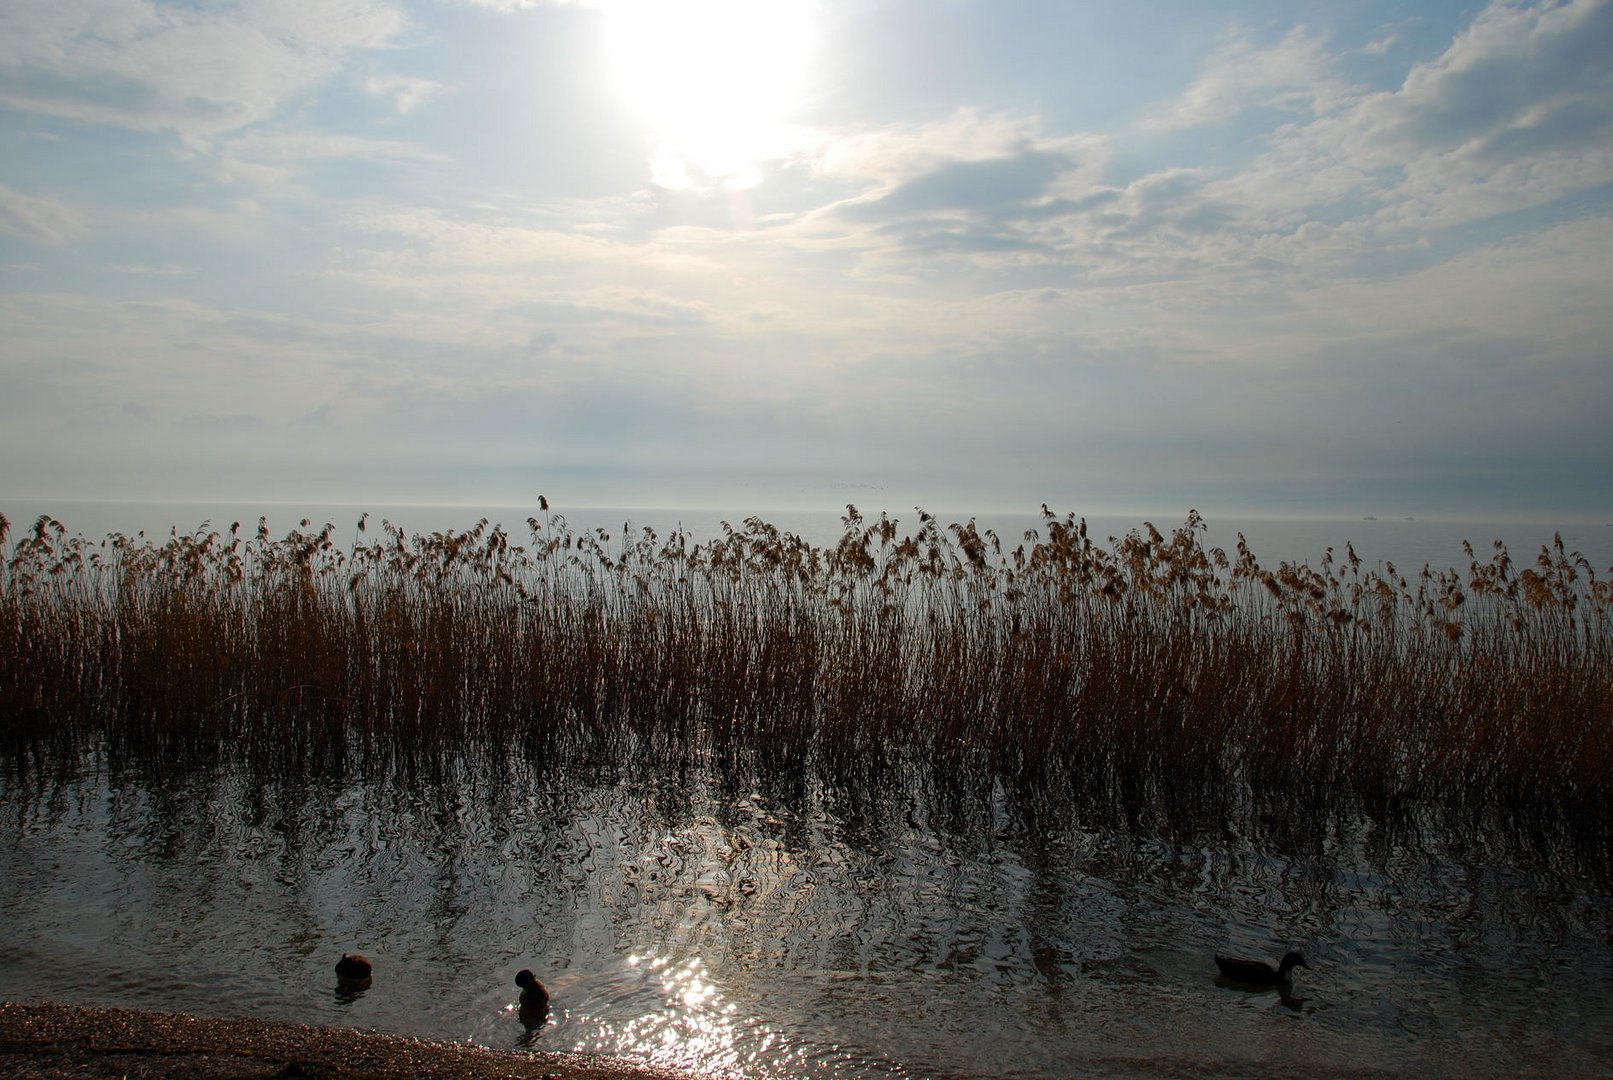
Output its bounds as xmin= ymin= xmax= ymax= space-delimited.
xmin=2 ymin=504 xmax=1608 ymax=861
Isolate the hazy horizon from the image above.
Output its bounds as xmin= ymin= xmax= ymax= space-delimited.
xmin=3 ymin=0 xmax=1612 ymax=519
xmin=8 ymin=492 xmax=1613 ymax=526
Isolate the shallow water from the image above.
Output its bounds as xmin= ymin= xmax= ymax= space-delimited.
xmin=2 ymin=758 xmax=1609 ymax=1078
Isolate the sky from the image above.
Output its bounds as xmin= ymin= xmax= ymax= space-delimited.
xmin=1 ymin=0 xmax=1611 ymax=520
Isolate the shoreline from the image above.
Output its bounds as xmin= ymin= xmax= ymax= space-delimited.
xmin=0 ymin=1000 xmax=703 ymax=1080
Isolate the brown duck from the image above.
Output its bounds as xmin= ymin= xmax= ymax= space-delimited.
xmin=516 ymin=969 xmax=550 ymax=1011
xmin=335 ymin=954 xmax=373 ymax=982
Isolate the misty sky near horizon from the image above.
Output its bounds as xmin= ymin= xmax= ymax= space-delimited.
xmin=2 ymin=0 xmax=1611 ymax=520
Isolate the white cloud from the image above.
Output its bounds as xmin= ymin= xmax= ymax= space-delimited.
xmin=111 ymin=263 xmax=190 ymax=276
xmin=0 ymin=182 xmax=88 ymax=244
xmin=0 ymin=290 xmax=387 ymax=433
xmin=1115 ymin=0 xmax=1613 ymax=261
xmin=0 ymin=0 xmax=408 ymax=141
xmin=1146 ymin=25 xmax=1353 ymax=131
xmin=212 ymin=129 xmax=448 ymax=189
xmin=1344 ymin=0 xmax=1613 ymax=160
xmin=1291 ymin=215 xmax=1613 ymax=351
xmin=2 ymin=0 xmax=1610 ymax=515
xmin=1363 ymin=31 xmax=1399 ymax=56
xmin=1287 ymin=0 xmax=1613 ymax=230
xmin=348 ymin=208 xmax=626 ymax=270
xmin=446 ymin=0 xmax=597 ymax=9
xmin=447 ymin=0 xmax=544 ymax=9
xmin=811 ymin=109 xmax=1105 ymax=188
xmin=363 ymin=74 xmax=444 ymax=115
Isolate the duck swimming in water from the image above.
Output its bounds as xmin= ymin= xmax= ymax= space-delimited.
xmin=335 ymin=953 xmax=373 ymax=982
xmin=1214 ymin=950 xmax=1307 ymax=986
xmin=515 ymin=969 xmax=550 ymax=1012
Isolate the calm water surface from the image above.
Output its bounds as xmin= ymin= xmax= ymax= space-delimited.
xmin=2 ymin=757 xmax=1609 ymax=1078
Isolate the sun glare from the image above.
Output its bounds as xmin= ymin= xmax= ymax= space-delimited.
xmin=603 ymin=0 xmax=816 ymax=189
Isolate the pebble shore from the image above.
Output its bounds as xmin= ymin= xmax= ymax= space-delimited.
xmin=0 ymin=1001 xmax=701 ymax=1080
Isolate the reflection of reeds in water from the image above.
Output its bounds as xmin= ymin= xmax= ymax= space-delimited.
xmin=1 ymin=504 xmax=1609 ymax=853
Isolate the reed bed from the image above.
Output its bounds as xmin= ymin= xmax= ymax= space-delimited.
xmin=1 ymin=504 xmax=1610 ymax=853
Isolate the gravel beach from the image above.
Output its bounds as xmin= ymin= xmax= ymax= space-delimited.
xmin=0 ymin=1001 xmax=703 ymax=1080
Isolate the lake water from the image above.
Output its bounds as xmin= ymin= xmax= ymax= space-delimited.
xmin=2 ymin=751 xmax=1609 ymax=1078
xmin=2 ymin=499 xmax=1612 ymax=1077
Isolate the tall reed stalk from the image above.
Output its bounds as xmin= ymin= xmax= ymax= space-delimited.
xmin=2 ymin=505 xmax=1609 ymax=850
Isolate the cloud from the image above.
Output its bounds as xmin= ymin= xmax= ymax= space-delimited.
xmin=796 ymin=111 xmax=1120 ymax=271
xmin=333 ymin=204 xmax=840 ymax=350
xmin=0 ymin=291 xmax=340 ymax=429
xmin=1290 ymin=215 xmax=1613 ymax=353
xmin=813 ymin=141 xmax=1262 ymax=287
xmin=0 ymin=182 xmax=88 ymax=244
xmin=2 ymin=0 xmax=1608 ymax=516
xmin=1363 ymin=31 xmax=1400 ymax=57
xmin=1084 ymin=169 xmax=1233 ymax=242
xmin=445 ymin=0 xmax=599 ymax=9
xmin=812 ymin=109 xmax=1104 ymax=188
xmin=176 ymin=412 xmax=272 ymax=433
xmin=824 ymin=146 xmax=1079 ymax=262
xmin=846 ymin=149 xmax=1072 ymax=219
xmin=337 ymin=209 xmax=666 ymax=322
xmin=1344 ymin=0 xmax=1613 ymax=160
xmin=0 ymin=0 xmax=408 ymax=141
xmin=1281 ymin=0 xmax=1613 ymax=230
xmin=363 ymin=74 xmax=443 ymax=115
xmin=1105 ymin=0 xmax=1613 ymax=274
xmin=296 ymin=404 xmax=335 ymax=429
xmin=111 ymin=263 xmax=189 ymax=276
xmin=1147 ymin=25 xmax=1351 ymax=131
xmin=446 ymin=0 xmax=546 ymax=9
xmin=212 ymin=129 xmax=448 ymax=189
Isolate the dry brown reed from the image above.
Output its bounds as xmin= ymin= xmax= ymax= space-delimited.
xmin=1 ymin=504 xmax=1609 ymax=851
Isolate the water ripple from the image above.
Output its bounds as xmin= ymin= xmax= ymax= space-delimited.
xmin=3 ymin=760 xmax=1611 ymax=1078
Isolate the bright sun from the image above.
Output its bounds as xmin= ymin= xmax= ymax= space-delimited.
xmin=603 ymin=0 xmax=816 ymax=190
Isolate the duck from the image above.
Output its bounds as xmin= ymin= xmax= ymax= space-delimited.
xmin=335 ymin=953 xmax=373 ymax=982
xmin=515 ymin=969 xmax=550 ymax=1012
xmin=1214 ymin=950 xmax=1307 ymax=986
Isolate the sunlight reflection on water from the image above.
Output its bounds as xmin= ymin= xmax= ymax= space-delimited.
xmin=2 ymin=760 xmax=1611 ymax=1078
xmin=579 ymin=956 xmax=752 ymax=1076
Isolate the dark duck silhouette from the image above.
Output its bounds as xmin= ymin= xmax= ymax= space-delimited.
xmin=516 ymin=969 xmax=550 ymax=1012
xmin=1214 ymin=950 xmax=1307 ymax=986
xmin=335 ymin=953 xmax=373 ymax=982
